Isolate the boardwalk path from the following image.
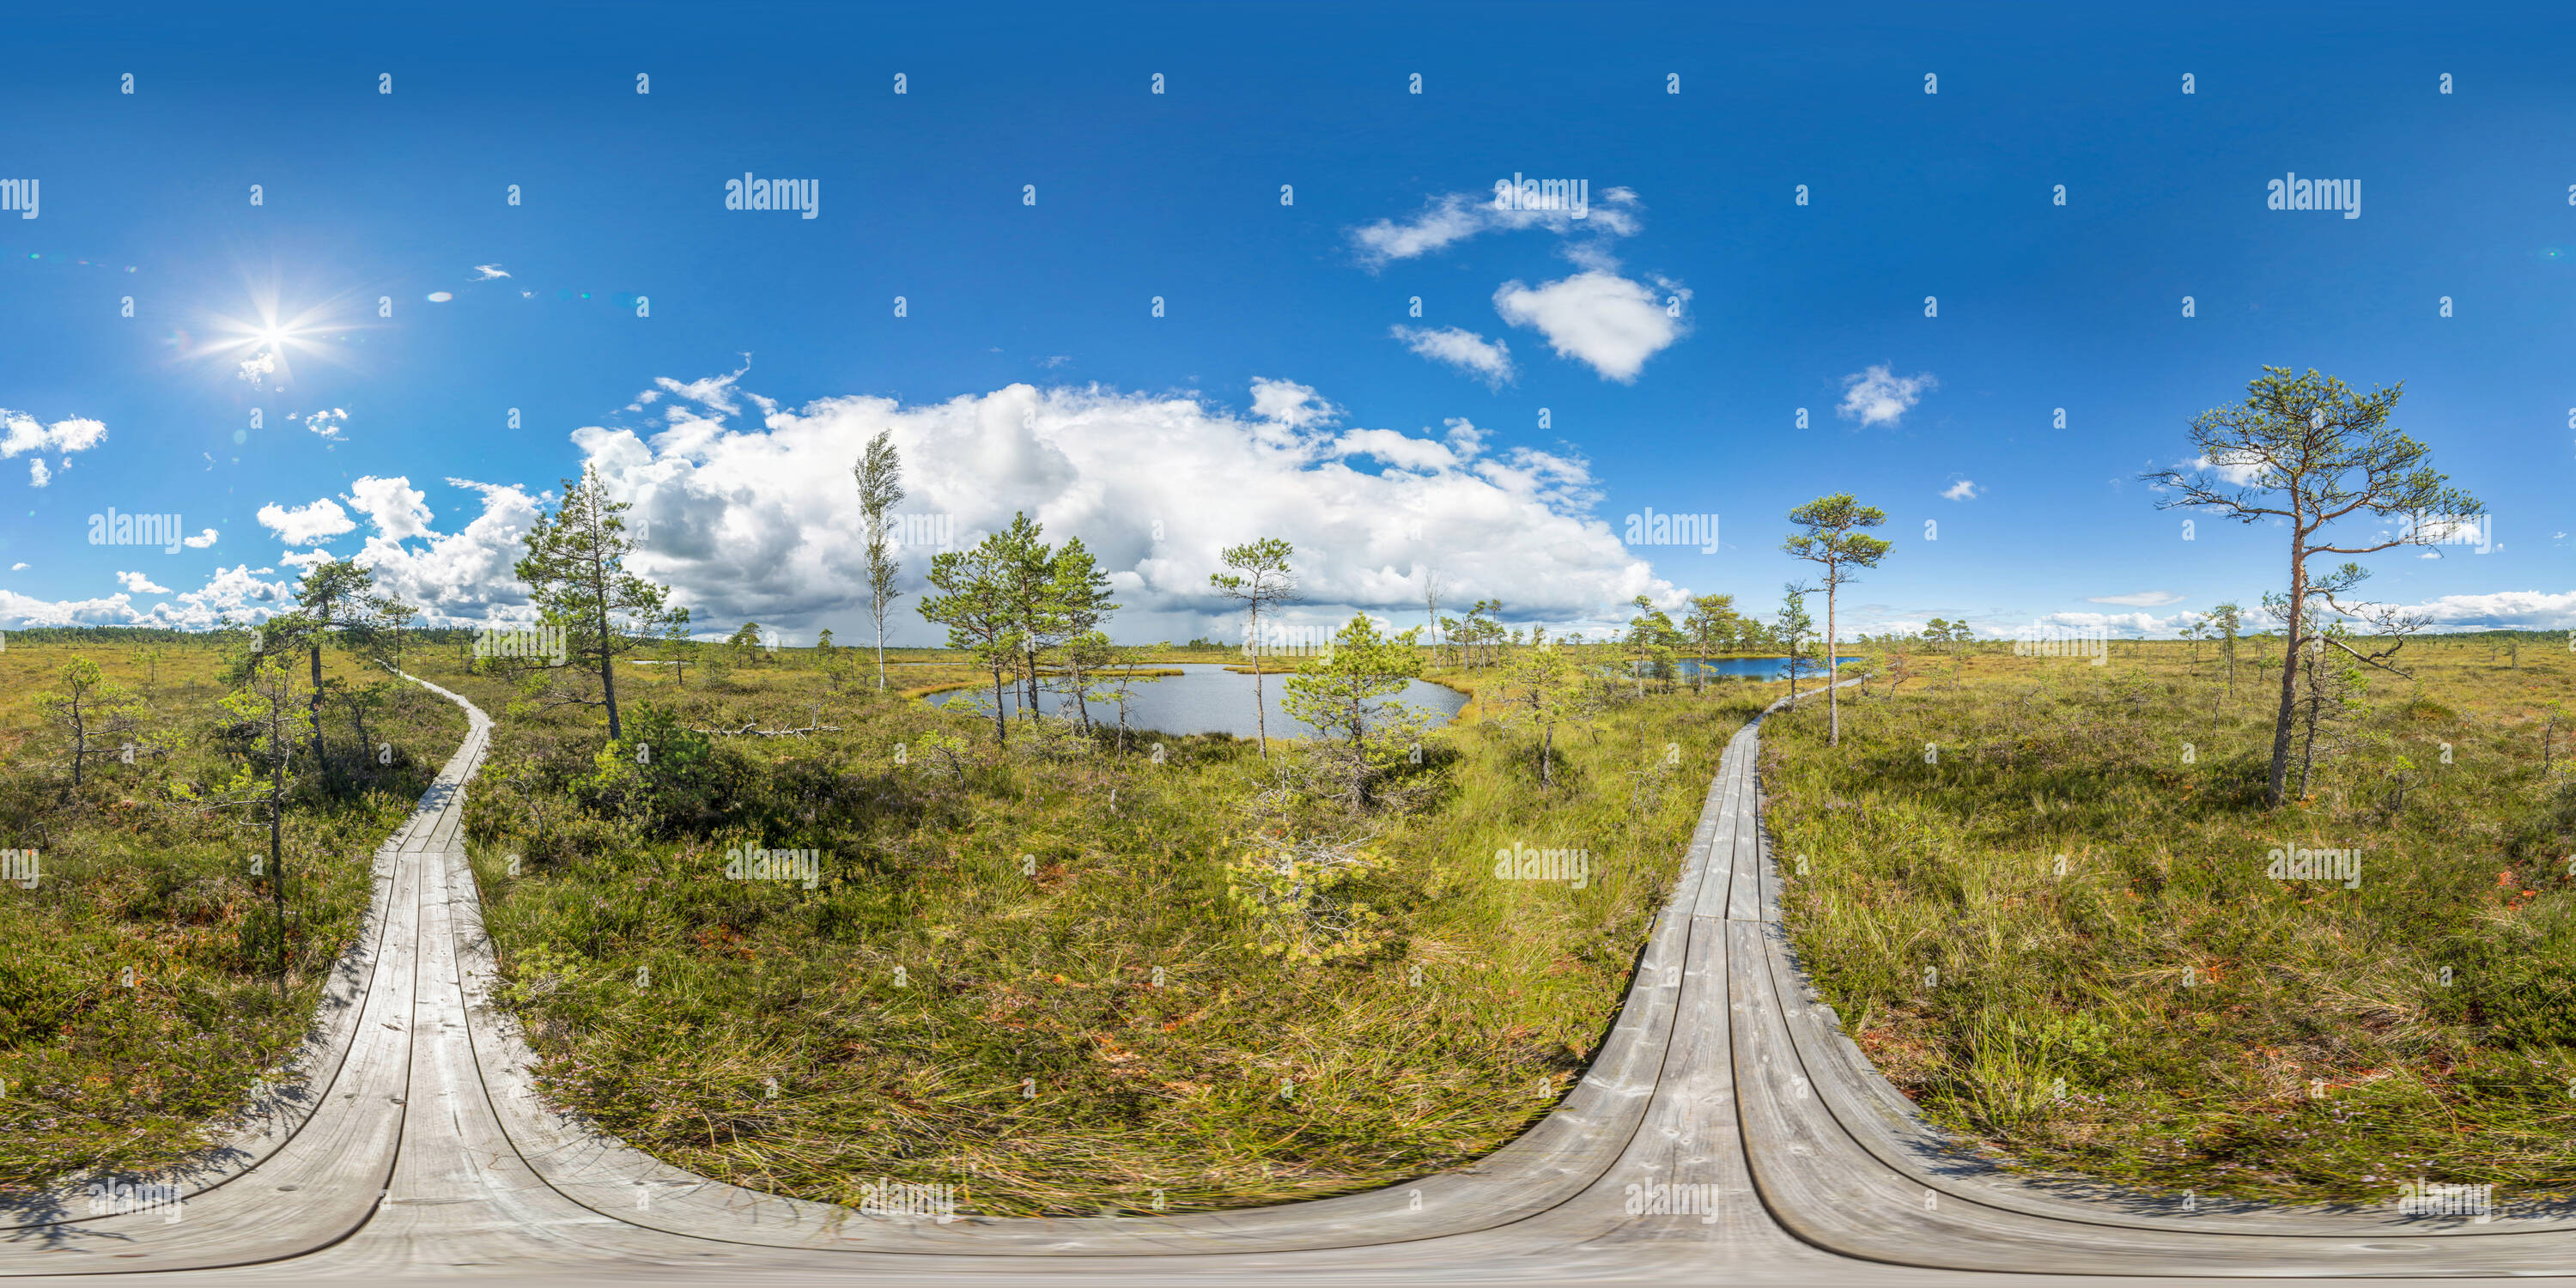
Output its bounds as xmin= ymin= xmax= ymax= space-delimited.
xmin=2 ymin=674 xmax=2556 ymax=1284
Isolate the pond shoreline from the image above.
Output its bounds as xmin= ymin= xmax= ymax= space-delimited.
xmin=924 ymin=661 xmax=1469 ymax=738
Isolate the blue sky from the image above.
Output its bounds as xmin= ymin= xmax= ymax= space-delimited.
xmin=3 ymin=1 xmax=2570 ymax=645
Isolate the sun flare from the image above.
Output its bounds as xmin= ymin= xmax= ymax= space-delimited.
xmin=185 ymin=277 xmax=370 ymax=391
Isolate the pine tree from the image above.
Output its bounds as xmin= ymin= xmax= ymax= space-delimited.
xmin=1783 ymin=495 xmax=1893 ymax=746
xmin=513 ymin=465 xmax=683 ymax=740
xmin=2142 ymin=368 xmax=2479 ymax=806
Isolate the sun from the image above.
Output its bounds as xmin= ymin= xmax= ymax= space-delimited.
xmin=185 ymin=273 xmax=374 ymax=391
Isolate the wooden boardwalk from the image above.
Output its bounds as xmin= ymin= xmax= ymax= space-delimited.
xmin=2 ymin=675 xmax=2556 ymax=1285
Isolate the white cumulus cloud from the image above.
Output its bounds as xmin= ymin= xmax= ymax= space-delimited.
xmin=303 ymin=408 xmax=349 ymax=441
xmin=183 ymin=528 xmax=219 ymax=548
xmin=345 ymin=475 xmax=434 ymax=542
xmin=345 ymin=478 xmax=544 ymax=625
xmin=115 ymin=570 xmax=171 ymax=595
xmin=1837 ymin=365 xmax=1936 ymax=427
xmin=558 ymin=372 xmax=1676 ymax=642
xmin=1492 ymin=271 xmax=1686 ymax=383
xmin=1941 ymin=478 xmax=1979 ymax=501
xmin=257 ymin=498 xmax=356 ymax=544
xmin=2342 ymin=589 xmax=2576 ymax=631
xmin=2038 ymin=610 xmax=2187 ymax=636
xmin=0 ymin=562 xmax=295 ymax=630
xmin=1 ymin=411 xmax=107 ymax=459
xmin=27 ymin=459 xmax=49 ymax=487
xmin=0 ymin=589 xmax=134 ymax=626
xmin=1248 ymin=378 xmax=1341 ymax=433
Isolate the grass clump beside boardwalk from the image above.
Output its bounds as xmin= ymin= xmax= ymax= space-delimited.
xmin=1767 ymin=641 xmax=2576 ymax=1206
xmin=0 ymin=636 xmax=465 ymax=1199
xmin=448 ymin=647 xmax=1773 ymax=1216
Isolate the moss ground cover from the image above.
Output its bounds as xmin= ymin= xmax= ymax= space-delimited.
xmin=1768 ymin=638 xmax=2576 ymax=1205
xmin=447 ymin=645 xmax=1783 ymax=1214
xmin=0 ymin=636 xmax=465 ymax=1198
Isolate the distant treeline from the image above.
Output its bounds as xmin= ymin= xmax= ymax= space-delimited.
xmin=0 ymin=624 xmax=476 ymax=648
xmin=3 ymin=622 xmax=2561 ymax=651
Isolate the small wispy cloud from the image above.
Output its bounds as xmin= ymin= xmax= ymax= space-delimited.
xmin=303 ymin=408 xmax=349 ymax=441
xmin=2087 ymin=591 xmax=2184 ymax=607
xmin=1390 ymin=325 xmax=1514 ymax=386
xmin=1348 ymin=186 xmax=1642 ymax=269
xmin=1941 ymin=478 xmax=1980 ymax=501
xmin=2175 ymin=450 xmax=2270 ymax=487
xmin=471 ymin=264 xmax=512 ymax=280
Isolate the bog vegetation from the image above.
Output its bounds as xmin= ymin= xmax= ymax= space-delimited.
xmin=440 ymin=477 xmax=1800 ymax=1212
xmin=1769 ymin=634 xmax=2576 ymax=1204
xmin=5 ymin=369 xmax=2520 ymax=1217
xmin=0 ymin=623 xmax=465 ymax=1199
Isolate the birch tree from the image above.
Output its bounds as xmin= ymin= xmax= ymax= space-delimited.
xmin=1211 ymin=538 xmax=1298 ymax=759
xmin=854 ymin=429 xmax=906 ymax=692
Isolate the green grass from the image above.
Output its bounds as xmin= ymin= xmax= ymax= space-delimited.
xmin=1767 ymin=639 xmax=2576 ymax=1206
xmin=445 ymin=648 xmax=1782 ymax=1215
xmin=0 ymin=638 xmax=465 ymax=1197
